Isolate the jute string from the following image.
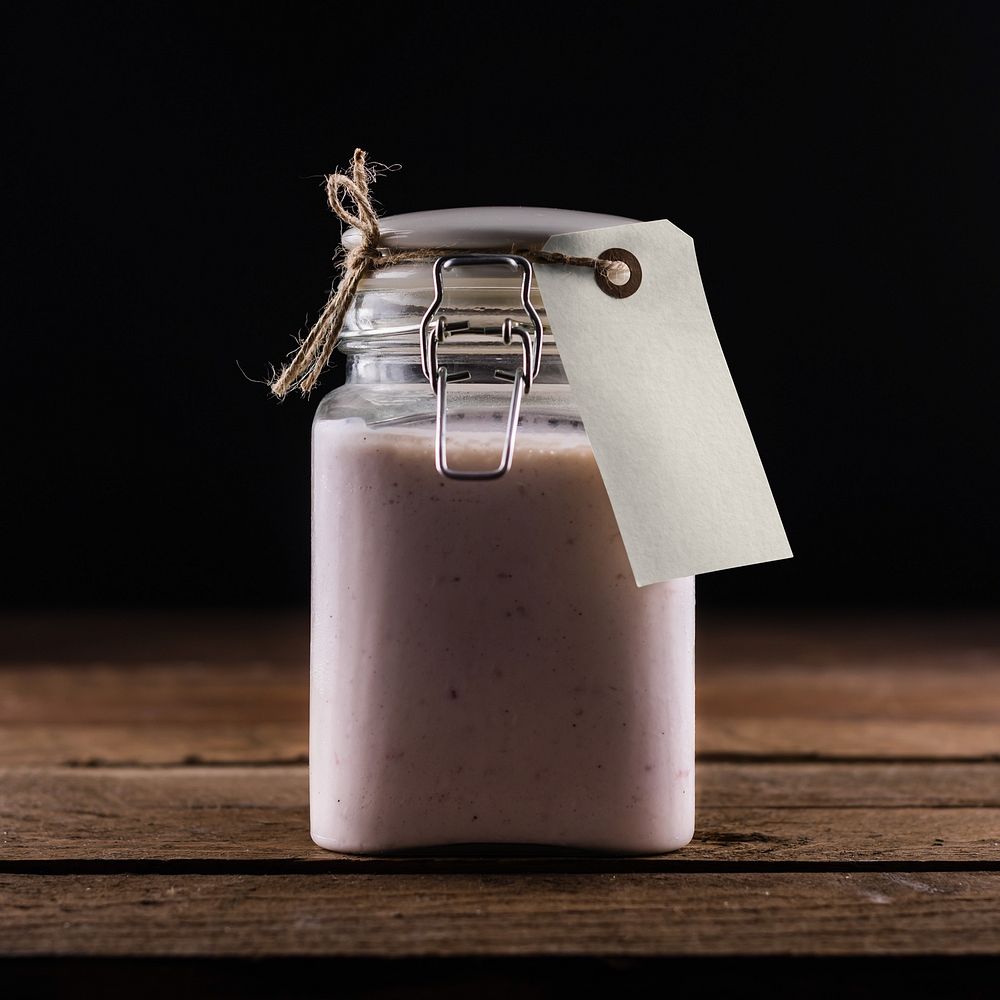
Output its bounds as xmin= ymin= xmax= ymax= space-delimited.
xmin=270 ymin=149 xmax=618 ymax=398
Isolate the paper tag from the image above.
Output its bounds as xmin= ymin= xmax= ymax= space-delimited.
xmin=535 ymin=220 xmax=791 ymax=586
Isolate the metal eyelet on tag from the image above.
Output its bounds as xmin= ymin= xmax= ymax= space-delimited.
xmin=595 ymin=247 xmax=642 ymax=299
xmin=419 ymin=255 xmax=543 ymax=480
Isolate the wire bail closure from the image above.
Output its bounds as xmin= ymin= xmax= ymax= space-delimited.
xmin=418 ymin=255 xmax=543 ymax=480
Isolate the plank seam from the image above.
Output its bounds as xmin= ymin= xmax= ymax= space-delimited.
xmin=3 ymin=860 xmax=999 ymax=876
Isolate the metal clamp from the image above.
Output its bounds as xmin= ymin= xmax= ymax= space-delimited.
xmin=418 ymin=255 xmax=543 ymax=480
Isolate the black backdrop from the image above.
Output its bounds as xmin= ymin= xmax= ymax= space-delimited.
xmin=4 ymin=2 xmax=998 ymax=609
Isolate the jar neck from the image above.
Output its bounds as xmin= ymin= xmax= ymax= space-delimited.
xmin=344 ymin=347 xmax=568 ymax=385
xmin=340 ymin=270 xmax=564 ymax=385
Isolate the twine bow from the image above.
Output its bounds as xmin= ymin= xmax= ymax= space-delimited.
xmin=270 ymin=149 xmax=616 ymax=398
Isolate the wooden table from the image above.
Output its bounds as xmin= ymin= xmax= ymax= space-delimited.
xmin=3 ymin=612 xmax=999 ymax=996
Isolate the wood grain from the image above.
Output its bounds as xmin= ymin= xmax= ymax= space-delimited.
xmin=4 ymin=611 xmax=997 ymax=670
xmin=3 ymin=612 xmax=999 ymax=764
xmin=3 ymin=613 xmax=1000 ymax=968
xmin=3 ymin=764 xmax=999 ymax=867
xmin=698 ymin=720 xmax=1000 ymax=760
xmin=3 ymin=872 xmax=999 ymax=957
xmin=4 ymin=719 xmax=999 ymax=766
xmin=0 ymin=611 xmax=308 ymax=667
xmin=0 ymin=724 xmax=306 ymax=767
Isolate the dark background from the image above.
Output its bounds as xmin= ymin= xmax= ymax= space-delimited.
xmin=3 ymin=2 xmax=997 ymax=609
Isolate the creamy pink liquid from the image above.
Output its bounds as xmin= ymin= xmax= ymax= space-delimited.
xmin=311 ymin=416 xmax=695 ymax=853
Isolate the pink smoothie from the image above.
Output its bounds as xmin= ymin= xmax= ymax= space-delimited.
xmin=310 ymin=415 xmax=695 ymax=853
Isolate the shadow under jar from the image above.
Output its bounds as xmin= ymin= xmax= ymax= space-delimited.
xmin=310 ymin=208 xmax=695 ymax=854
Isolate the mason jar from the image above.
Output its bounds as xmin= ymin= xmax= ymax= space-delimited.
xmin=310 ymin=208 xmax=695 ymax=854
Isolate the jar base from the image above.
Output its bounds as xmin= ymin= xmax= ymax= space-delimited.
xmin=310 ymin=829 xmax=695 ymax=857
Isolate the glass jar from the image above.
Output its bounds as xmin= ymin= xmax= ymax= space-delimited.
xmin=310 ymin=208 xmax=695 ymax=854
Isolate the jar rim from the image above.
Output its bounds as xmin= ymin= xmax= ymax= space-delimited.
xmin=342 ymin=206 xmax=636 ymax=255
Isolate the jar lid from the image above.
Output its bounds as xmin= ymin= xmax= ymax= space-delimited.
xmin=342 ymin=206 xmax=636 ymax=253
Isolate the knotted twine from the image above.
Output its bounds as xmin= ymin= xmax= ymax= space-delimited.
xmin=269 ymin=149 xmax=619 ymax=398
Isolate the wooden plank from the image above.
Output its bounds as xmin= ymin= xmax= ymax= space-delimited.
xmin=0 ymin=724 xmax=306 ymax=767
xmin=2 ymin=612 xmax=999 ymax=764
xmin=3 ymin=719 xmax=999 ymax=766
xmin=698 ymin=612 xmax=1000 ymax=672
xmin=3 ymin=872 xmax=1000 ymax=956
xmin=0 ymin=662 xmax=306 ymax=724
xmin=4 ymin=611 xmax=997 ymax=671
xmin=0 ymin=611 xmax=307 ymax=667
xmin=696 ymin=613 xmax=1000 ymax=758
xmin=3 ymin=764 xmax=999 ymax=867
xmin=701 ymin=675 xmax=1000 ymax=726
xmin=701 ymin=761 xmax=1000 ymax=807
xmin=698 ymin=720 xmax=1000 ymax=760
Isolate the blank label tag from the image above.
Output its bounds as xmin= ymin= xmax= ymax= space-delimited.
xmin=536 ymin=219 xmax=792 ymax=586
